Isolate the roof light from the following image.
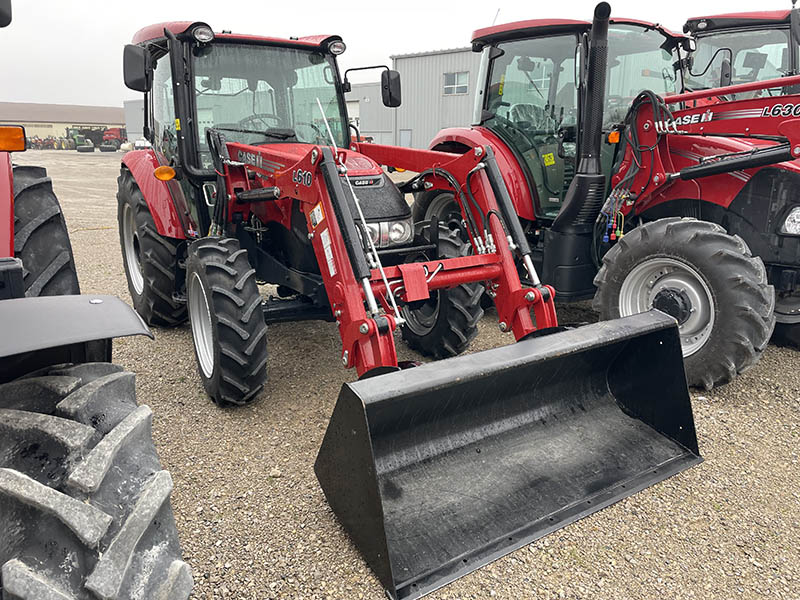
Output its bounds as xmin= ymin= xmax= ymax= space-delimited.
xmin=192 ymin=25 xmax=215 ymax=43
xmin=697 ymin=20 xmax=707 ymax=30
xmin=328 ymin=40 xmax=346 ymax=55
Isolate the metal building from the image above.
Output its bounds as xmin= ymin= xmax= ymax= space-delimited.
xmin=124 ymin=99 xmax=145 ymax=141
xmin=391 ymin=47 xmax=480 ymax=148
xmin=345 ymin=47 xmax=480 ymax=149
xmin=0 ymin=102 xmax=124 ymax=139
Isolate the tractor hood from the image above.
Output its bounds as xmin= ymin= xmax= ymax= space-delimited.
xmin=227 ymin=142 xmax=411 ymax=221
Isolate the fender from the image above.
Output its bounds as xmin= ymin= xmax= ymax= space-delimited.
xmin=121 ymin=150 xmax=190 ymax=239
xmin=429 ymin=127 xmax=538 ymax=221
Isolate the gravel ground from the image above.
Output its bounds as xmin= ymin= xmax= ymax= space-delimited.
xmin=13 ymin=150 xmax=799 ymax=600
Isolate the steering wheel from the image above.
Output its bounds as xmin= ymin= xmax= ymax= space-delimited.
xmin=238 ymin=113 xmax=281 ymax=131
xmin=294 ymin=120 xmax=326 ymax=143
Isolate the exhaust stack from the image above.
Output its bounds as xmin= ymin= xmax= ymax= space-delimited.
xmin=543 ymin=2 xmax=611 ymax=299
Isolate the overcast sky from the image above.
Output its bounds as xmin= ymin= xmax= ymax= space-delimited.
xmin=0 ymin=0 xmax=788 ymax=107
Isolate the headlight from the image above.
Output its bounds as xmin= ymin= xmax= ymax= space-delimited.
xmin=365 ymin=223 xmax=380 ymax=245
xmin=192 ymin=25 xmax=215 ymax=43
xmin=328 ymin=40 xmax=346 ymax=55
xmin=782 ymin=207 xmax=800 ymax=235
xmin=388 ymin=220 xmax=413 ymax=244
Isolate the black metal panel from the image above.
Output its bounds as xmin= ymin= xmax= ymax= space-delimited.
xmin=316 ymin=310 xmax=701 ymax=599
xmin=0 ymin=258 xmax=24 ymax=300
xmin=0 ymin=295 xmax=152 ymax=359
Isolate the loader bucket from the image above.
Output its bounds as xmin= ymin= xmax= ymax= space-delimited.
xmin=315 ymin=310 xmax=701 ymax=600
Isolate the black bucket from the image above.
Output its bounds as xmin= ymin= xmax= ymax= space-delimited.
xmin=315 ymin=310 xmax=701 ymax=599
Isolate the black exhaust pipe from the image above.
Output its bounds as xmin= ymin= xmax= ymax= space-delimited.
xmin=543 ymin=2 xmax=611 ymax=300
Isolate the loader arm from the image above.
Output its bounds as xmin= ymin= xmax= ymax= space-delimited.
xmin=212 ymin=137 xmax=556 ymax=376
xmin=611 ymin=74 xmax=800 ymax=213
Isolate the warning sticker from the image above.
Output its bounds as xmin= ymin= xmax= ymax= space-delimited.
xmin=310 ymin=203 xmax=325 ymax=229
xmin=319 ymin=228 xmax=337 ymax=277
xmin=543 ymin=152 xmax=555 ymax=167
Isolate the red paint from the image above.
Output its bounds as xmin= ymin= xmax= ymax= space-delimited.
xmin=216 ymin=139 xmax=556 ymax=375
xmin=0 ymin=152 xmax=13 ymax=258
xmin=424 ymin=127 xmax=538 ymax=221
xmin=686 ymin=10 xmax=790 ymax=24
xmin=121 ymin=150 xmax=190 ymax=239
xmin=472 ymin=18 xmax=683 ymax=45
xmin=132 ymin=22 xmax=338 ymax=49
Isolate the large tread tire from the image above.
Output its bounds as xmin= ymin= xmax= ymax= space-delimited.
xmin=400 ymin=225 xmax=484 ymax=358
xmin=117 ymin=168 xmax=187 ymax=327
xmin=0 ymin=363 xmax=192 ymax=600
xmin=411 ymin=190 xmax=463 ymax=233
xmin=186 ymin=237 xmax=268 ymax=406
xmin=593 ymin=217 xmax=775 ymax=390
xmin=12 ymin=165 xmax=80 ymax=297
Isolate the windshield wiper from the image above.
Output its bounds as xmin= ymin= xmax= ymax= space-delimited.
xmin=214 ymin=127 xmax=297 ymax=140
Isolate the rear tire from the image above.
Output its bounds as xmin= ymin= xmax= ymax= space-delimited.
xmin=400 ymin=224 xmax=484 ymax=358
xmin=117 ymin=168 xmax=187 ymax=326
xmin=186 ymin=237 xmax=268 ymax=406
xmin=412 ymin=190 xmax=465 ymax=235
xmin=593 ymin=217 xmax=774 ymax=390
xmin=12 ymin=165 xmax=80 ymax=297
xmin=0 ymin=363 xmax=192 ymax=600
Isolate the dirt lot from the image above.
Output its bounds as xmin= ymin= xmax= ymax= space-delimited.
xmin=14 ymin=150 xmax=800 ymax=599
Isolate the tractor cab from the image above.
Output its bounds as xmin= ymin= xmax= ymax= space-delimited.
xmin=684 ymin=9 xmax=800 ymax=98
xmin=471 ymin=19 xmax=690 ymax=220
xmin=123 ymin=22 xmax=407 ymax=244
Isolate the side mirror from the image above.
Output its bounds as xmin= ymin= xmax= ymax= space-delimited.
xmin=0 ymin=0 xmax=11 ymax=28
xmin=123 ymin=44 xmax=151 ymax=92
xmin=381 ymin=69 xmax=401 ymax=107
xmin=720 ymin=58 xmax=732 ymax=87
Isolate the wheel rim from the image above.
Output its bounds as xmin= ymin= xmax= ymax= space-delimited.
xmin=189 ymin=272 xmax=215 ymax=378
xmin=122 ymin=204 xmax=144 ymax=295
xmin=425 ymin=194 xmax=464 ymax=234
xmin=402 ymin=292 xmax=442 ymax=336
xmin=618 ymin=257 xmax=715 ymax=357
xmin=775 ymin=293 xmax=800 ymax=324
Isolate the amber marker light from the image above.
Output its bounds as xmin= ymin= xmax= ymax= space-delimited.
xmin=607 ymin=130 xmax=620 ymax=144
xmin=0 ymin=126 xmax=26 ymax=152
xmin=154 ymin=165 xmax=176 ymax=181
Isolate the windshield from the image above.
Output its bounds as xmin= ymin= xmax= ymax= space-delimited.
xmin=482 ymin=26 xmax=680 ymax=218
xmin=192 ymin=42 xmax=348 ymax=167
xmin=686 ymin=29 xmax=794 ymax=98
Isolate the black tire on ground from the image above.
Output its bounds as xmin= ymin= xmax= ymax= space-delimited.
xmin=117 ymin=167 xmax=187 ymax=326
xmin=411 ymin=190 xmax=465 ymax=234
xmin=12 ymin=165 xmax=80 ymax=297
xmin=400 ymin=224 xmax=484 ymax=358
xmin=76 ymin=145 xmax=95 ymax=153
xmin=0 ymin=362 xmax=192 ymax=599
xmin=186 ymin=237 xmax=268 ymax=406
xmin=99 ymin=144 xmax=117 ymax=153
xmin=593 ymin=217 xmax=775 ymax=390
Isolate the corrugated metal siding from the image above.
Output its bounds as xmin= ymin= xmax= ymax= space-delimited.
xmin=393 ymin=49 xmax=481 ymax=148
xmin=345 ymin=82 xmax=392 ymax=142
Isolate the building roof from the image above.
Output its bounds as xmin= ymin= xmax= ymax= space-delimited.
xmin=0 ymin=102 xmax=124 ymax=125
xmin=390 ymin=47 xmax=471 ymax=60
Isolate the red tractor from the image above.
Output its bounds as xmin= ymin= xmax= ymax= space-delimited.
xmin=682 ymin=8 xmax=800 ymax=344
xmin=0 ymin=1 xmax=191 ymax=597
xmin=101 ymin=126 xmax=128 ymax=151
xmin=119 ymin=7 xmax=701 ymax=598
xmin=419 ymin=14 xmax=776 ymax=390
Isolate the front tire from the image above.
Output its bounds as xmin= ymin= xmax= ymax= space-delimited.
xmin=186 ymin=237 xmax=268 ymax=406
xmin=117 ymin=168 xmax=187 ymax=326
xmin=0 ymin=363 xmax=192 ymax=599
xmin=12 ymin=165 xmax=80 ymax=297
xmin=593 ymin=217 xmax=774 ymax=390
xmin=400 ymin=225 xmax=484 ymax=358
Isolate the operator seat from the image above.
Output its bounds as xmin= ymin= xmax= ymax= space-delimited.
xmin=509 ymin=103 xmax=556 ymax=134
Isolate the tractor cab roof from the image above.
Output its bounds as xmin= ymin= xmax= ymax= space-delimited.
xmin=471 ymin=18 xmax=685 ymax=50
xmin=131 ymin=21 xmax=340 ymax=50
xmin=683 ymin=10 xmax=792 ymax=34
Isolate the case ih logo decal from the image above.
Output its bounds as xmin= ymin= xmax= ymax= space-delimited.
xmin=762 ymin=103 xmax=800 ymax=118
xmin=238 ymin=150 xmax=263 ymax=169
xmin=353 ymin=178 xmax=377 ymax=187
xmin=655 ymin=110 xmax=713 ymax=133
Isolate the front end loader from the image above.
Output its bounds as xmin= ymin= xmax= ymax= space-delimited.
xmin=119 ymin=6 xmax=700 ymax=597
